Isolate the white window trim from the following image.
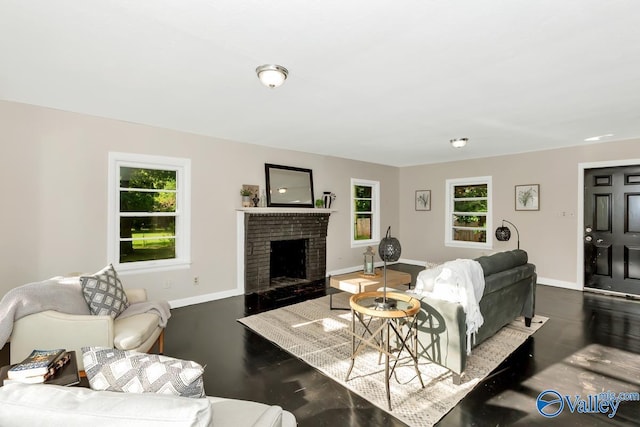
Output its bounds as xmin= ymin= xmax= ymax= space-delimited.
xmin=350 ymin=178 xmax=381 ymax=248
xmin=445 ymin=176 xmax=493 ymax=249
xmin=108 ymin=152 xmax=191 ymax=273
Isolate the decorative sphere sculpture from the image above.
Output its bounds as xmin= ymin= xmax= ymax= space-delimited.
xmin=378 ymin=227 xmax=401 ymax=262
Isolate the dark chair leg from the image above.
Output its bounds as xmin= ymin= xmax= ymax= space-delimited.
xmin=525 ymin=317 xmax=532 ymax=327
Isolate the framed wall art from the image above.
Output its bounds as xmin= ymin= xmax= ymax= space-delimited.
xmin=515 ymin=184 xmax=539 ymax=211
xmin=415 ymin=190 xmax=431 ymax=211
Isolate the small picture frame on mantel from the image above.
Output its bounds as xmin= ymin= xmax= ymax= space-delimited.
xmin=515 ymin=184 xmax=539 ymax=211
xmin=415 ymin=190 xmax=431 ymax=211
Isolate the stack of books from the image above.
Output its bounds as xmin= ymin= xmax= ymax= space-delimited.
xmin=2 ymin=349 xmax=78 ymax=386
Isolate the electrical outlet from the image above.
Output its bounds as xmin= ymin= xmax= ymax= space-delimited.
xmin=163 ymin=280 xmax=172 ymax=289
xmin=193 ymin=276 xmax=199 ymax=286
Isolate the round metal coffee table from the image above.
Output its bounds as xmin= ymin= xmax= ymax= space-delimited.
xmin=345 ymin=291 xmax=424 ymax=410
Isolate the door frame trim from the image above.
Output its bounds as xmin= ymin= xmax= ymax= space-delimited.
xmin=577 ymin=158 xmax=640 ymax=291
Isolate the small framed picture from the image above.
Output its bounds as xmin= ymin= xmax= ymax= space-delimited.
xmin=415 ymin=190 xmax=431 ymax=211
xmin=515 ymin=184 xmax=539 ymax=211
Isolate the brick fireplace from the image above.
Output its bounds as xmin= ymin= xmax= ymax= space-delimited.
xmin=242 ymin=211 xmax=330 ymax=294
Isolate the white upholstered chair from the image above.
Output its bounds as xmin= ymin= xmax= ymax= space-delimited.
xmin=9 ymin=288 xmax=165 ymax=371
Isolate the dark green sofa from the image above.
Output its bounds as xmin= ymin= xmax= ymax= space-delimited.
xmin=412 ymin=249 xmax=536 ymax=384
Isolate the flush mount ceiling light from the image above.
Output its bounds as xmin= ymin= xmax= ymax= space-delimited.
xmin=450 ymin=138 xmax=468 ymax=148
xmin=256 ymin=64 xmax=288 ymax=88
xmin=584 ymin=134 xmax=614 ymax=142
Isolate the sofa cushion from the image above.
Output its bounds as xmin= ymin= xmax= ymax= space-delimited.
xmin=80 ymin=264 xmax=130 ymax=318
xmin=82 ymin=347 xmax=205 ymax=398
xmin=482 ymin=263 xmax=535 ymax=295
xmin=0 ymin=383 xmax=213 ymax=427
xmin=207 ymin=397 xmax=287 ymax=427
xmin=475 ymin=249 xmax=528 ymax=277
xmin=114 ymin=312 xmax=160 ymax=350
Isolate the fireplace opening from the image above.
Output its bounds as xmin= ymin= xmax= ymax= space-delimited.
xmin=270 ymin=239 xmax=308 ymax=286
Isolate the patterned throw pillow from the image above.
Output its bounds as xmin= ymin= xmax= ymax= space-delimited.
xmin=80 ymin=264 xmax=130 ymax=318
xmin=82 ymin=347 xmax=205 ymax=398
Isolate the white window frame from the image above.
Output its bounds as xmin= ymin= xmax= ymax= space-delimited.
xmin=350 ymin=178 xmax=380 ymax=248
xmin=445 ymin=176 xmax=493 ymax=249
xmin=108 ymin=152 xmax=191 ymax=273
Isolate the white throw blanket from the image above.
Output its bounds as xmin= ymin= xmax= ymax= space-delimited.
xmin=414 ymin=259 xmax=485 ymax=354
xmin=0 ymin=278 xmax=171 ymax=350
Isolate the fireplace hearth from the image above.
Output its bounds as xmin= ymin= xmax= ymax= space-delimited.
xmin=243 ymin=211 xmax=330 ymax=295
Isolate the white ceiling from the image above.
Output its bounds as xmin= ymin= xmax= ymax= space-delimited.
xmin=1 ymin=1 xmax=639 ymax=166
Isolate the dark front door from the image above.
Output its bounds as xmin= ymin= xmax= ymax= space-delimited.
xmin=584 ymin=165 xmax=640 ymax=295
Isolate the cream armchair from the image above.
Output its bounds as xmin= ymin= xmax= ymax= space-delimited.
xmin=9 ymin=288 xmax=165 ymax=371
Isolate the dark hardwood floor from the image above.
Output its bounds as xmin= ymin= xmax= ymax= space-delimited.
xmin=164 ymin=264 xmax=640 ymax=426
xmin=2 ymin=264 xmax=637 ymax=425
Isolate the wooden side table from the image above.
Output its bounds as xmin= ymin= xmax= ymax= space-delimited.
xmin=345 ymin=291 xmax=424 ymax=410
xmin=329 ymin=269 xmax=412 ymax=310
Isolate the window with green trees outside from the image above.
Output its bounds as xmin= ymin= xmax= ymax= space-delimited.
xmin=351 ymin=178 xmax=380 ymax=247
xmin=119 ymin=167 xmax=177 ymax=263
xmin=109 ymin=152 xmax=191 ymax=272
xmin=446 ymin=176 xmax=492 ymax=248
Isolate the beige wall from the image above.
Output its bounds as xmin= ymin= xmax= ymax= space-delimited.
xmin=0 ymin=101 xmax=399 ymax=305
xmin=2 ymin=99 xmax=637 ymax=304
xmin=398 ymin=139 xmax=640 ymax=288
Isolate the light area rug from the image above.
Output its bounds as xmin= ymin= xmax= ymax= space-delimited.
xmin=238 ymin=292 xmax=548 ymax=427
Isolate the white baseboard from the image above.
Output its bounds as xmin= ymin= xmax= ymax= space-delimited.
xmin=537 ymin=277 xmax=582 ymax=291
xmin=327 ymin=261 xmax=402 ymax=277
xmin=169 ymin=288 xmax=243 ymax=309
xmin=168 ymin=268 xmax=582 ymax=309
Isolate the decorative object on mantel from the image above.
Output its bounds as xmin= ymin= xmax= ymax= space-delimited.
xmin=495 ymin=219 xmax=520 ymax=249
xmin=241 ymin=185 xmax=258 ymax=208
xmin=323 ymin=192 xmax=336 ymax=209
xmin=376 ymin=226 xmax=401 ymax=309
xmin=240 ymin=188 xmax=251 ymax=207
xmin=265 ymin=163 xmax=314 ymax=208
xmin=515 ymin=184 xmax=539 ymax=211
xmin=362 ymin=246 xmax=376 ymax=276
xmin=259 ymin=190 xmax=267 ymax=207
xmin=415 ymin=190 xmax=431 ymax=211
xmin=315 ymin=199 xmax=324 ymax=208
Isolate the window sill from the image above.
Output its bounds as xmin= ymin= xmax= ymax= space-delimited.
xmin=115 ymin=260 xmax=191 ymax=275
xmin=445 ymin=240 xmax=492 ymax=250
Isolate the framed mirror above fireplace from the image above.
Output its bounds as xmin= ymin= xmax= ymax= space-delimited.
xmin=265 ymin=163 xmax=315 ymax=208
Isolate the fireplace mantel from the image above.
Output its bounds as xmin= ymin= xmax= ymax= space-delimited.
xmin=236 ymin=208 xmax=334 ymax=214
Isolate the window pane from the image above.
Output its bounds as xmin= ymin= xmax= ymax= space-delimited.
xmin=120 ymin=168 xmax=177 ymax=190
xmin=119 ymin=216 xmax=176 ymax=263
xmin=355 ymin=185 xmax=372 ymax=198
xmin=453 ymin=229 xmax=486 ymax=243
xmin=354 ymin=214 xmax=372 ymax=240
xmin=454 ymin=200 xmax=487 ymax=213
xmin=120 ymin=238 xmax=176 ymax=263
xmin=119 ymin=216 xmax=176 ymax=238
xmin=453 ymin=215 xmax=486 ymax=227
xmin=120 ymin=191 xmax=176 ymax=213
xmin=355 ymin=200 xmax=371 ymax=212
xmin=454 ymin=184 xmax=487 ymax=198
